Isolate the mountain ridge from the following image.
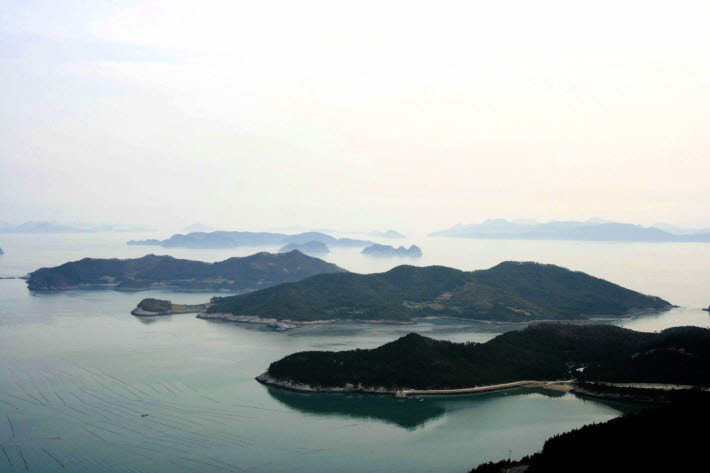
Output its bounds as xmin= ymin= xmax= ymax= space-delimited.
xmin=26 ymin=250 xmax=346 ymax=292
xmin=432 ymin=219 xmax=710 ymax=242
xmin=207 ymin=261 xmax=671 ymax=322
xmin=263 ymin=323 xmax=710 ymax=391
xmin=128 ymin=230 xmax=377 ymax=249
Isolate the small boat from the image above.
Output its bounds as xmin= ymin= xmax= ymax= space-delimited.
xmin=140 ymin=413 xmax=149 ymax=417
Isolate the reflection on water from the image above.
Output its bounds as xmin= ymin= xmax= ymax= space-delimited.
xmin=266 ymin=387 xmax=447 ymax=429
xmin=266 ymin=386 xmax=584 ymax=430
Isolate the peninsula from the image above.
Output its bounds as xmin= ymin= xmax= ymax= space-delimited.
xmin=128 ymin=230 xmax=376 ymax=249
xmin=131 ymin=298 xmax=207 ymax=316
xmin=26 ymin=250 xmax=346 ymax=292
xmin=258 ymin=323 xmax=710 ymax=394
xmin=361 ymin=244 xmax=422 ymax=257
xmin=205 ymin=261 xmax=671 ymax=323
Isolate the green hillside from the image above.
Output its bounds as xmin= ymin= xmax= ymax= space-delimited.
xmin=264 ymin=323 xmax=710 ymax=390
xmin=208 ymin=261 xmax=671 ymax=321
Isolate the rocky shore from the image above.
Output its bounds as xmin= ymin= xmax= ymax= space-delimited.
xmin=196 ymin=313 xmax=335 ymax=331
xmin=255 ymin=373 xmax=395 ymax=394
xmin=196 ymin=313 xmax=421 ymax=331
xmin=256 ymin=373 xmax=573 ymax=397
xmin=571 ymin=382 xmax=710 ymax=404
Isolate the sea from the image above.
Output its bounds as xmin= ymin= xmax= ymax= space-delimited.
xmin=0 ymin=232 xmax=708 ymax=472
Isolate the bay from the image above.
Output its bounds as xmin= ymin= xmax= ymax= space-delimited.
xmin=0 ymin=232 xmax=708 ymax=472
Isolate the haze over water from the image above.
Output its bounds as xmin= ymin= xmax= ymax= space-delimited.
xmin=2 ymin=1 xmax=709 ymax=470
xmin=0 ymin=233 xmax=708 ymax=472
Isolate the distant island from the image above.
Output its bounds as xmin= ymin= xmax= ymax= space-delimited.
xmin=128 ymin=230 xmax=377 ymax=249
xmin=258 ymin=323 xmax=710 ymax=393
xmin=0 ymin=221 xmax=91 ymax=233
xmin=26 ymin=251 xmax=346 ymax=291
xmin=431 ymin=218 xmax=710 ymax=242
xmin=0 ymin=220 xmax=152 ymax=233
xmin=204 ymin=261 xmax=671 ymax=324
xmin=0 ymin=247 xmax=3 ymax=255
xmin=279 ymin=240 xmax=329 ymax=254
xmin=368 ymin=230 xmax=406 ymax=239
xmin=131 ymin=298 xmax=208 ymax=316
xmin=361 ymin=244 xmax=422 ymax=257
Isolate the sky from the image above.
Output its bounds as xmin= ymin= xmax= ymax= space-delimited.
xmin=1 ymin=0 xmax=709 ymax=232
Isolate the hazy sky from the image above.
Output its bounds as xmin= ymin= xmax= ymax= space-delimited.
xmin=1 ymin=0 xmax=709 ymax=231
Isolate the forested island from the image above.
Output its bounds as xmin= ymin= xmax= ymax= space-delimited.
xmin=278 ymin=240 xmax=329 ymax=254
xmin=128 ymin=230 xmax=376 ymax=248
xmin=131 ymin=298 xmax=207 ymax=316
xmin=361 ymin=244 xmax=422 ymax=257
xmin=469 ymin=400 xmax=710 ymax=473
xmin=205 ymin=261 xmax=671 ymax=323
xmin=26 ymin=250 xmax=345 ymax=291
xmin=259 ymin=323 xmax=710 ymax=393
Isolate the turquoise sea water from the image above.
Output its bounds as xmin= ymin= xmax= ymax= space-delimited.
xmin=0 ymin=233 xmax=708 ymax=472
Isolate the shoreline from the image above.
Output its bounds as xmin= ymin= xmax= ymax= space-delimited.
xmin=28 ymin=283 xmax=254 ymax=293
xmin=571 ymin=382 xmax=710 ymax=405
xmin=131 ymin=307 xmax=205 ymax=317
xmin=255 ymin=373 xmax=574 ymax=397
xmin=257 ymin=374 xmax=709 ymax=403
xmin=195 ymin=307 xmax=677 ymax=331
xmin=196 ymin=313 xmax=336 ymax=331
xmin=196 ymin=313 xmax=419 ymax=330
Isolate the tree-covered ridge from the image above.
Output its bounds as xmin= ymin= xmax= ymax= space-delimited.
xmin=208 ymin=261 xmax=671 ymax=321
xmin=26 ymin=250 xmax=346 ymax=291
xmin=469 ymin=400 xmax=710 ymax=473
xmin=264 ymin=323 xmax=710 ymax=390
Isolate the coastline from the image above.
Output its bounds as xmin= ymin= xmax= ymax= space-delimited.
xmin=196 ymin=313 xmax=336 ymax=331
xmin=255 ymin=373 xmax=574 ymax=397
xmin=257 ymin=374 xmax=710 ymax=403
xmin=29 ymin=282 xmax=256 ymax=293
xmin=571 ymin=382 xmax=710 ymax=405
xmin=196 ymin=313 xmax=419 ymax=330
xmin=196 ymin=307 xmax=675 ymax=331
xmin=131 ymin=307 xmax=205 ymax=317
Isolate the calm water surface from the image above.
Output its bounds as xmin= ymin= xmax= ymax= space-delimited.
xmin=0 ymin=233 xmax=708 ymax=472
